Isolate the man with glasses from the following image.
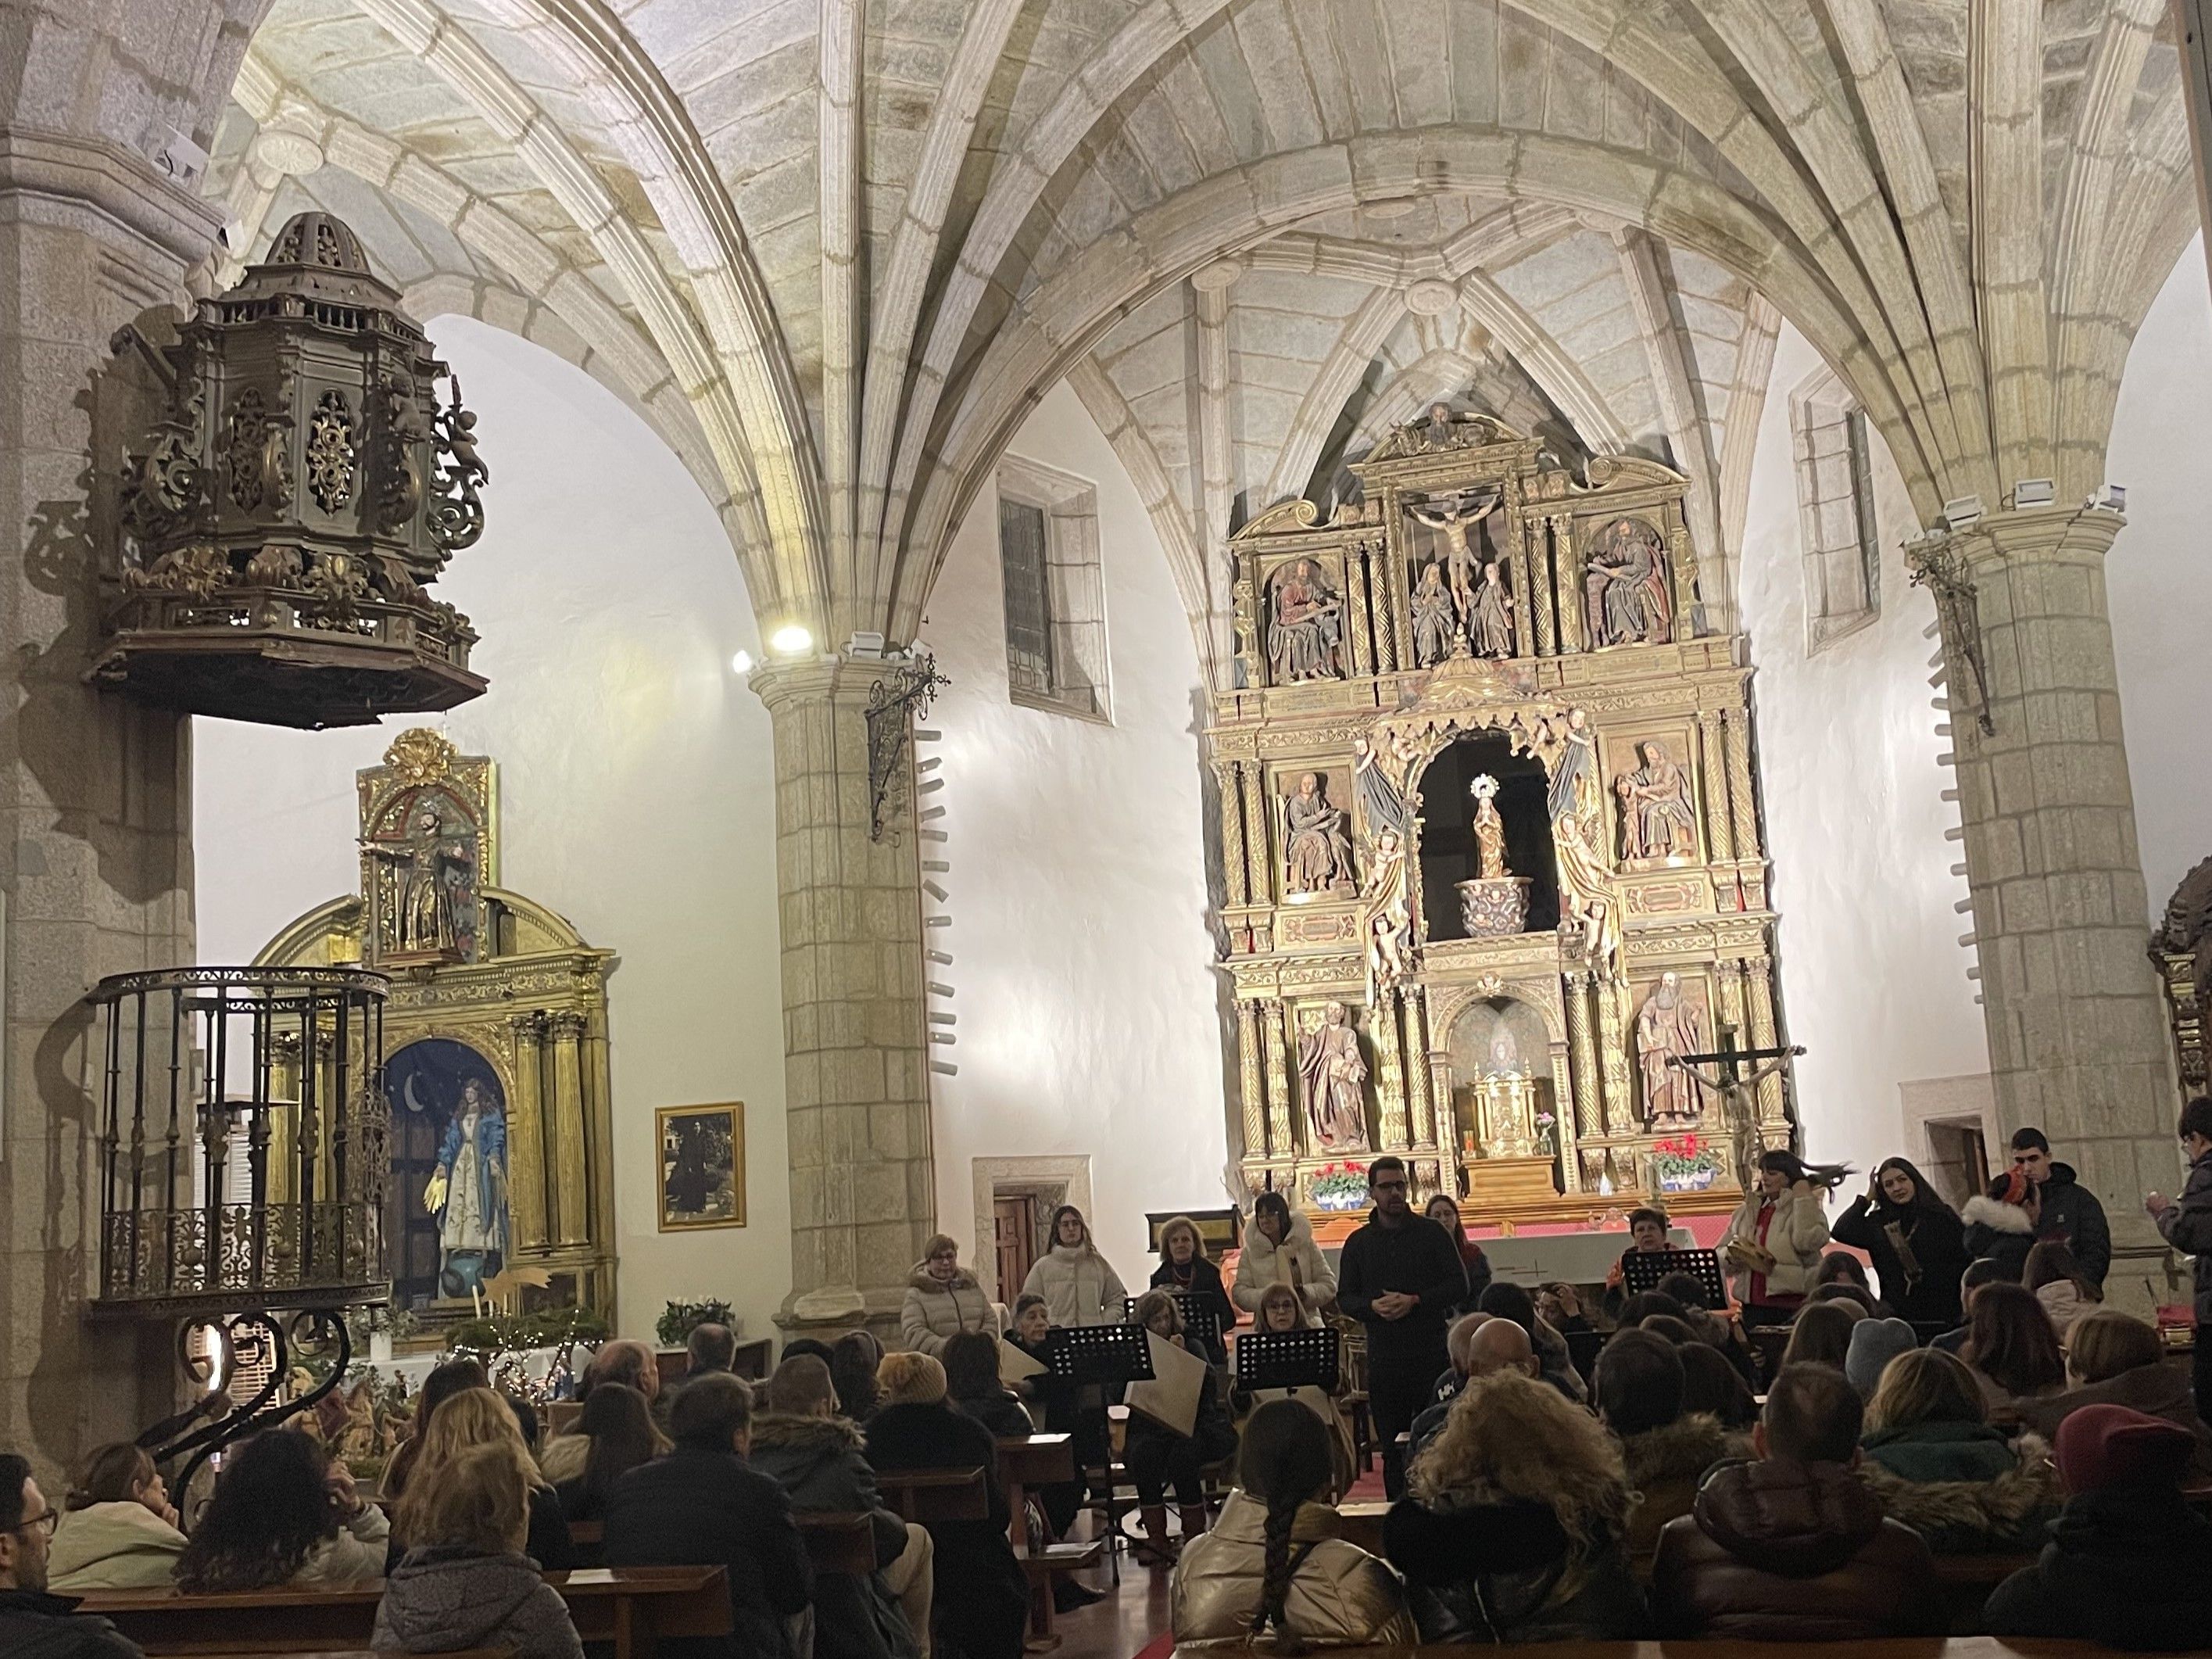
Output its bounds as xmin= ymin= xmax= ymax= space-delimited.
xmin=0 ymin=1453 xmax=141 ymax=1658
xmin=1336 ymin=1156 xmax=1468 ymax=1498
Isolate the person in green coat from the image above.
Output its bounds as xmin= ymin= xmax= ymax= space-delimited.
xmin=1856 ymin=1348 xmax=2058 ymax=1553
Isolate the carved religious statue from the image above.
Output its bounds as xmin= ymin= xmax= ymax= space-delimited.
xmin=1283 ymin=772 xmax=1356 ymax=896
xmin=1300 ymin=1000 xmax=1369 ymax=1150
xmin=1635 ymin=970 xmax=1708 ymax=1128
xmin=1407 ymin=494 xmax=1491 ymax=623
xmin=1266 ymin=557 xmax=1345 ymax=682
xmin=1584 ymin=518 xmax=1672 ymax=647
xmin=1472 ymin=559 xmax=1514 ymax=658
xmin=370 ymin=797 xmax=478 ymax=960
xmin=1544 ymin=708 xmax=1622 ymax=978
xmin=416 ymin=1070 xmax=510 ymax=1297
xmin=1472 ymin=775 xmax=1509 ymax=880
xmin=1613 ymin=739 xmax=1698 ymax=861
xmin=1362 ymin=826 xmax=1412 ymax=1000
xmin=1410 ymin=561 xmax=1458 ymax=667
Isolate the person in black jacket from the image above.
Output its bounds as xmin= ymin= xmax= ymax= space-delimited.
xmin=941 ymin=1331 xmax=1036 ymax=1440
xmin=1831 ymin=1157 xmax=1970 ymax=1331
xmin=2147 ymin=1096 xmax=2212 ymax=1424
xmin=602 ymin=1371 xmax=811 ymax=1659
xmin=1148 ymin=1215 xmax=1237 ymax=1364
xmin=1335 ymin=1156 xmax=1467 ymax=1499
xmin=1963 ymin=1127 xmax=2111 ymax=1287
xmin=864 ymin=1353 xmax=1029 ymax=1659
xmin=0 ymin=1456 xmax=140 ymax=1659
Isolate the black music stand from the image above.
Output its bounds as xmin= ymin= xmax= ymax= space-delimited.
xmin=1046 ymin=1322 xmax=1156 ymax=1388
xmin=1234 ymin=1327 xmax=1339 ymax=1392
xmin=1620 ymin=1246 xmax=1727 ymax=1309
xmin=1122 ymin=1292 xmax=1222 ymax=1355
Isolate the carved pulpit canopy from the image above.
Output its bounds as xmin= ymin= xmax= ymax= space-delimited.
xmin=2153 ymin=856 xmax=2212 ymax=1101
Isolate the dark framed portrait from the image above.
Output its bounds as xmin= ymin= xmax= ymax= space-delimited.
xmin=657 ymin=1102 xmax=745 ymax=1231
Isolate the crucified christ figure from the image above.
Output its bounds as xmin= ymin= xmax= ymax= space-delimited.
xmin=1670 ymin=1041 xmax=1805 ymax=1191
xmin=1407 ymin=492 xmax=1498 ymax=626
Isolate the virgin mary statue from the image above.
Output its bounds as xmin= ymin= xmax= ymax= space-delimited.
xmin=424 ymin=1074 xmax=509 ymax=1298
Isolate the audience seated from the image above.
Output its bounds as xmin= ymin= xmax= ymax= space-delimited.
xmin=1171 ymin=1399 xmax=1416 ymax=1650
xmin=1962 ymin=1281 xmax=2067 ymax=1412
xmin=1842 ymin=1317 xmax=1918 ymax=1399
xmin=1594 ymin=1329 xmax=1731 ymax=1565
xmin=1615 ymin=1290 xmax=1689 ymax=1329
xmin=2024 ymin=1239 xmax=2103 ymax=1339
xmin=1383 ymin=1371 xmax=1645 ymax=1642
xmin=553 ymin=1381 xmax=657 ymax=1524
xmin=749 ymin=1356 xmax=927 ymax=1659
xmin=900 ymin=1233 xmax=1000 ymax=1358
xmin=1984 ymin=1403 xmax=2212 ymax=1650
xmin=1779 ymin=1300 xmax=1862 ymax=1371
xmin=864 ymin=1353 xmax=1029 ymax=1659
xmin=385 ymin=1355 xmax=490 ymax=1497
xmin=46 ymin=1444 xmax=184 ymax=1593
xmin=1855 ymin=1349 xmax=2057 ymax=1553
xmin=1651 ymin=1363 xmax=1940 ymax=1639
xmin=941 ymin=1330 xmax=1036 ymax=1439
xmin=2017 ymin=1308 xmax=2212 ymax=1466
xmin=542 ymin=1339 xmax=664 ymax=1486
xmin=1423 ymin=1195 xmax=1493 ymax=1314
xmin=388 ymin=1387 xmax=572 ymax=1573
xmin=1232 ymin=1193 xmax=1337 ymax=1323
xmin=375 ymin=1441 xmax=584 ymax=1659
xmin=1424 ymin=1312 xmax=1489 ymax=1411
xmin=602 ymin=1370 xmax=812 ymax=1659
xmin=782 ymin=1338 xmax=836 ymax=1367
xmin=0 ymin=1453 xmax=139 ymax=1659
xmin=1406 ymin=1317 xmax=1538 ymax=1464
xmin=1804 ymin=1281 xmax=1880 ymax=1317
xmin=832 ymin=1331 xmax=887 ymax=1424
xmin=1932 ymin=1258 xmax=2014 ymax=1355
xmin=1677 ymin=1342 xmax=1759 ymax=1430
xmin=175 ymin=1429 xmax=388 ymax=1592
xmin=1812 ymin=1250 xmax=1881 ymax=1302
xmin=1151 ymin=1216 xmax=1238 ymax=1365
xmin=1638 ymin=1314 xmax=1701 ymax=1348
xmin=1123 ymin=1290 xmax=1239 ymax=1564
xmin=1654 ymin=1272 xmax=1759 ymax=1385
xmin=685 ymin=1322 xmax=739 ymax=1378
xmin=1474 ymin=1281 xmax=1585 ymax=1403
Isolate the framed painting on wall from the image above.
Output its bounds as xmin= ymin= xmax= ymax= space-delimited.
xmin=657 ymin=1102 xmax=746 ymax=1231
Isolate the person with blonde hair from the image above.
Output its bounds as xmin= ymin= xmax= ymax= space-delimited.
xmin=1856 ymin=1348 xmax=2058 ymax=1553
xmin=389 ymin=1387 xmax=571 ymax=1573
xmin=45 ymin=1443 xmax=185 ymax=1592
xmin=1382 ymin=1371 xmax=1645 ymax=1642
xmin=2016 ymin=1308 xmax=2212 ymax=1468
xmin=864 ymin=1353 xmax=1028 ymax=1659
xmin=900 ymin=1233 xmax=999 ymax=1357
xmin=1150 ymin=1216 xmax=1237 ymax=1365
xmin=374 ymin=1442 xmax=582 ymax=1659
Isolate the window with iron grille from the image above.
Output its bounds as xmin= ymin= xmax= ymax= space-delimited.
xmin=996 ymin=456 xmax=1108 ymax=720
xmin=1790 ymin=367 xmax=1882 ymax=653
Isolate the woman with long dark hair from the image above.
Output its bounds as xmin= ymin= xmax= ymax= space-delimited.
xmin=1719 ymin=1150 xmax=1849 ymax=1329
xmin=2024 ymin=1239 xmax=2103 ymax=1339
xmin=553 ymin=1382 xmax=657 ymax=1523
xmin=175 ymin=1430 xmax=387 ymax=1591
xmin=1170 ymin=1398 xmax=1415 ymax=1649
xmin=1831 ymin=1157 xmax=1970 ymax=1328
xmin=1963 ymin=1281 xmax=2067 ymax=1409
xmin=1423 ymin=1196 xmax=1491 ymax=1313
xmin=831 ymin=1330 xmax=886 ymax=1422
xmin=1021 ymin=1204 xmax=1127 ymax=1327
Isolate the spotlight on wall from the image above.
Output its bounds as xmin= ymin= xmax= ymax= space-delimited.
xmin=1940 ymin=495 xmax=1985 ymax=531
xmin=2010 ymin=478 xmax=2055 ymax=508
xmin=770 ymin=624 xmax=814 ymax=656
xmin=730 ymin=650 xmax=754 ymax=675
xmin=2096 ymin=483 xmax=2127 ymax=512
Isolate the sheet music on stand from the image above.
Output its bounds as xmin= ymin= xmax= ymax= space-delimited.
xmin=1234 ymin=1327 xmax=1340 ymax=1392
xmin=1045 ymin=1322 xmax=1156 ymax=1387
xmin=1122 ymin=1292 xmax=1222 ymax=1353
xmin=1620 ymin=1246 xmax=1727 ymax=1310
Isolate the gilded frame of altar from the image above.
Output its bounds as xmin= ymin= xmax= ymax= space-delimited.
xmin=1210 ymin=410 xmax=1792 ymax=1226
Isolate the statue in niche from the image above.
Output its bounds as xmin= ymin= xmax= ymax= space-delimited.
xmin=370 ymin=795 xmax=479 ymax=960
xmin=395 ymin=1041 xmax=510 ymax=1300
xmin=1545 ymin=708 xmax=1622 ymax=978
xmin=1472 ymin=559 xmax=1515 ymax=658
xmin=1362 ymin=827 xmax=1412 ymax=1000
xmin=1301 ymin=1001 xmax=1370 ymax=1151
xmin=1409 ymin=561 xmax=1459 ymax=667
xmin=1284 ymin=772 xmax=1356 ymax=896
xmin=1484 ymin=1030 xmax=1525 ymax=1077
xmin=1408 ymin=492 xmax=1498 ymax=625
xmin=1614 ymin=739 xmax=1698 ymax=861
xmin=1584 ymin=518 xmax=1673 ymax=647
xmin=1472 ymin=774 xmax=1509 ymax=880
xmin=1266 ymin=557 xmax=1344 ymax=683
xmin=1636 ymin=971 xmax=1708 ymax=1128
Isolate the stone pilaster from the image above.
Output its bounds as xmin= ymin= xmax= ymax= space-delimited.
xmin=752 ymin=657 xmax=935 ymax=1324
xmin=0 ymin=131 xmax=221 ymax=1476
xmin=1921 ymin=505 xmax=2177 ymax=1250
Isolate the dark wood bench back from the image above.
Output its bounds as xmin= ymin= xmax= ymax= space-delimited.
xmin=875 ymin=1465 xmax=990 ymax=1524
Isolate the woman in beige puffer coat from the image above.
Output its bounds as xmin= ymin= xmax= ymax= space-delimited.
xmin=900 ymin=1231 xmax=1001 ymax=1355
xmin=1019 ymin=1206 xmax=1127 ymax=1328
xmin=46 ymin=1444 xmax=186 ymax=1593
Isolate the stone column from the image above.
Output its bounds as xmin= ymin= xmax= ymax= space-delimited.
xmin=506 ymin=1012 xmax=548 ymax=1246
xmin=1597 ymin=981 xmax=1635 ymax=1134
xmin=0 ymin=131 xmax=220 ymax=1474
xmin=547 ymin=1012 xmax=589 ymax=1246
xmin=1918 ymin=506 xmax=2178 ymax=1249
xmin=752 ymin=657 xmax=935 ymax=1326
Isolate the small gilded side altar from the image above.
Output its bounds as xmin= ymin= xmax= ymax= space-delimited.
xmin=1210 ymin=408 xmax=1793 ymax=1224
xmin=256 ymin=729 xmax=617 ymax=1335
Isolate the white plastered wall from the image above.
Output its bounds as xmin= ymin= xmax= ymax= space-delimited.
xmin=1736 ymin=324 xmax=1989 ymax=1182
xmin=921 ymin=380 xmax=1230 ymax=1298
xmin=193 ymin=315 xmax=793 ymax=1346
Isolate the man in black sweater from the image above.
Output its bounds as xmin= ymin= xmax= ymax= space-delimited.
xmin=1336 ymin=1156 xmax=1469 ymax=1498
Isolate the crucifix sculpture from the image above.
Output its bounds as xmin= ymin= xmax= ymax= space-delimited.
xmin=1670 ymin=1031 xmax=1805 ymax=1187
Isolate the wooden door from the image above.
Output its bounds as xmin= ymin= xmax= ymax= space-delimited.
xmin=994 ymin=1195 xmax=1037 ymax=1299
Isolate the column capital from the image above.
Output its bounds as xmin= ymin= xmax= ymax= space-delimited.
xmin=0 ymin=127 xmax=226 ymax=277
xmin=1916 ymin=503 xmax=2126 ymax=570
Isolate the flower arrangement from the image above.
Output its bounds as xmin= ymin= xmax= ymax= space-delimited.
xmin=1307 ymin=1161 xmax=1371 ymax=1211
xmin=656 ymin=1297 xmax=736 ymax=1347
xmin=1534 ymin=1111 xmax=1559 ymax=1156
xmin=1651 ymin=1133 xmax=1722 ymax=1191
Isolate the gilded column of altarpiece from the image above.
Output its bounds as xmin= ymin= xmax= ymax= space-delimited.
xmin=1212 ymin=410 xmax=1794 ymax=1224
xmin=254 ymin=729 xmax=617 ymax=1336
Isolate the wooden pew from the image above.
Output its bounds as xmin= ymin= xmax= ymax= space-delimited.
xmin=566 ymin=1513 xmax=876 ymax=1578
xmin=997 ymin=1433 xmax=1104 ymax=1647
xmin=875 ymin=1465 xmax=990 ymax=1525
xmin=78 ymin=1564 xmax=728 ymax=1659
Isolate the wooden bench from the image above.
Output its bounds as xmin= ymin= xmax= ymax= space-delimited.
xmin=998 ymin=1434 xmax=1103 ymax=1647
xmin=876 ymin=1465 xmax=990 ymax=1525
xmin=567 ymin=1514 xmax=876 ymax=1577
xmin=78 ymin=1564 xmax=729 ymax=1659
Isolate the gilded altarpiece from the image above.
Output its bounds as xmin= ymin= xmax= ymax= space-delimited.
xmin=1212 ymin=412 xmax=1795 ymax=1224
xmin=255 ymin=729 xmax=617 ymax=1332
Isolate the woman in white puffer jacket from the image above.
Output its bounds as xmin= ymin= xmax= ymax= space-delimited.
xmin=1020 ymin=1205 xmax=1127 ymax=1327
xmin=1232 ymin=1191 xmax=1337 ymax=1323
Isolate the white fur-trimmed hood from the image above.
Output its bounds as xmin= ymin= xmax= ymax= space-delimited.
xmin=1963 ymin=1195 xmax=2034 ymax=1234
